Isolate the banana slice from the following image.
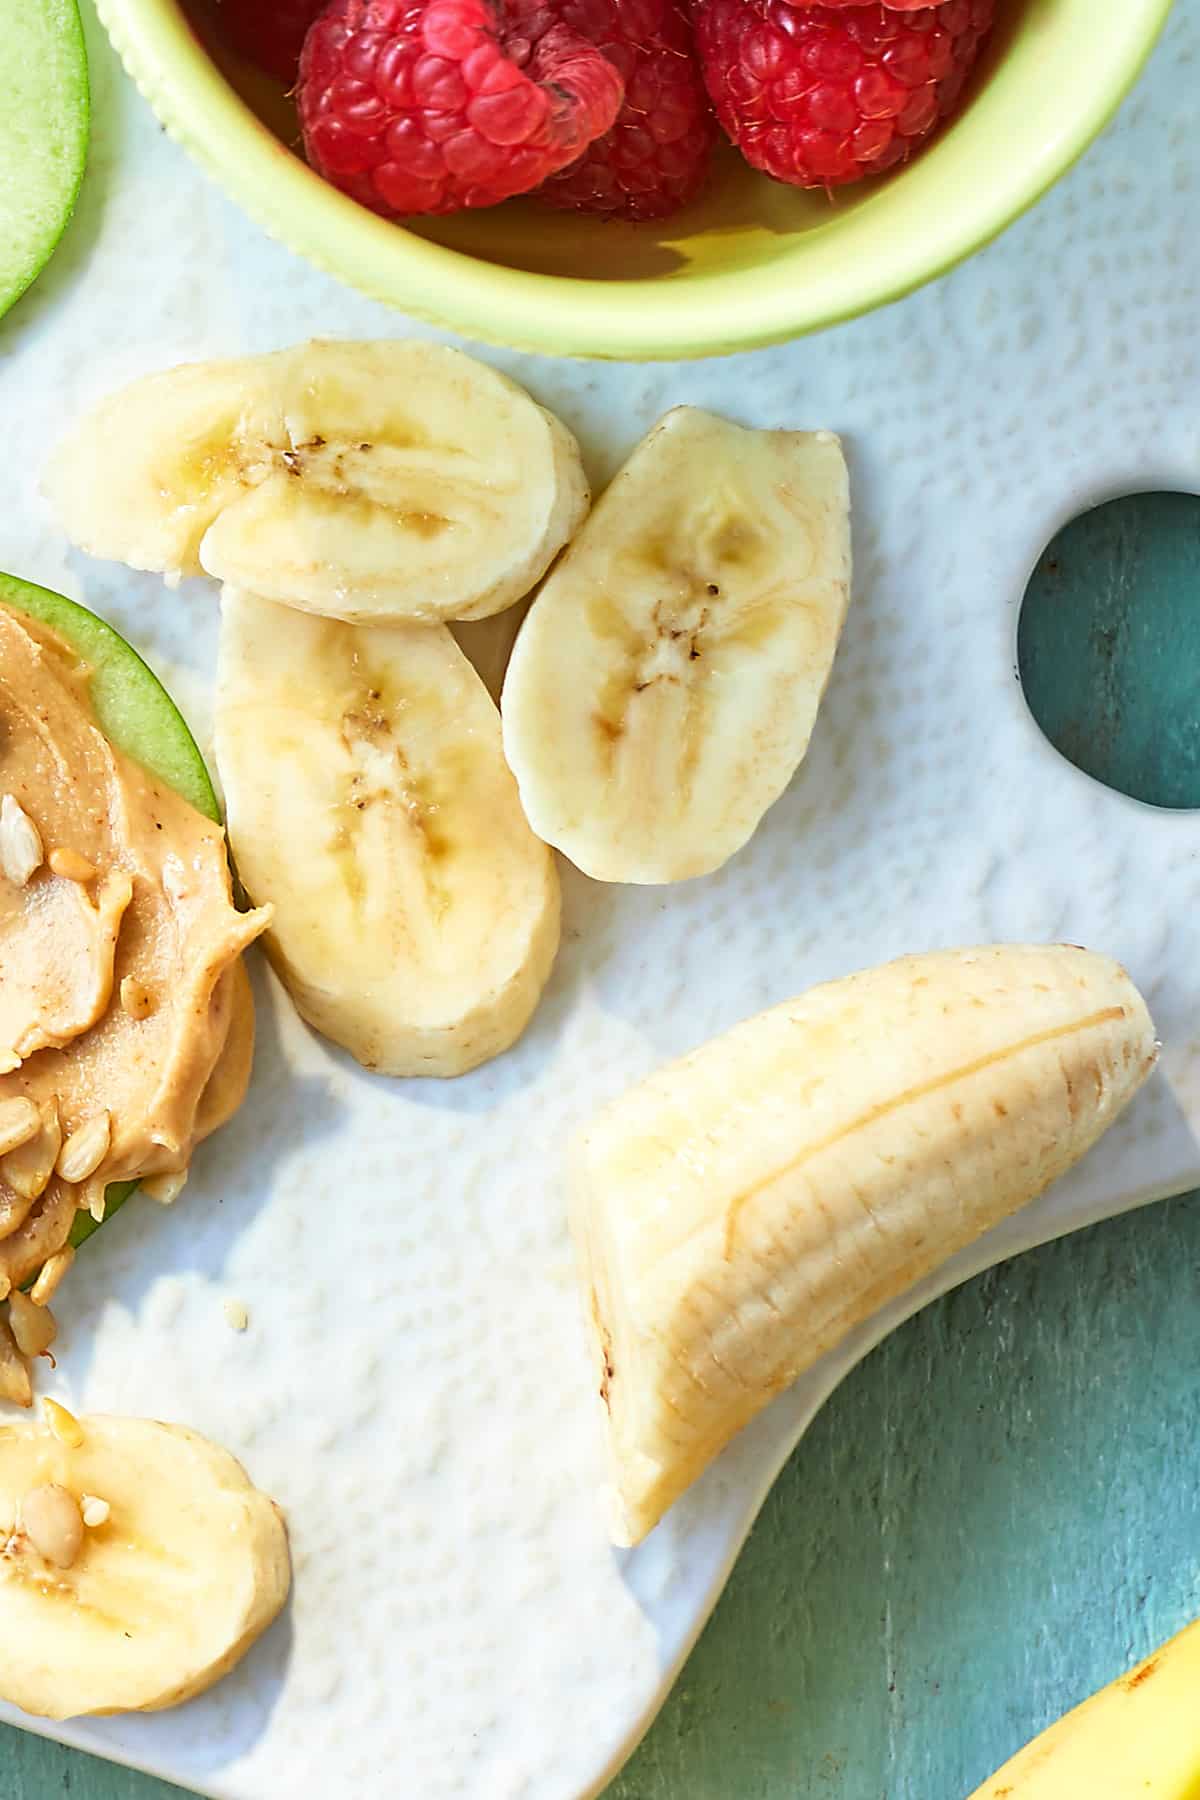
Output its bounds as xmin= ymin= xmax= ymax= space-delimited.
xmin=572 ymin=945 xmax=1157 ymax=1544
xmin=44 ymin=340 xmax=589 ymax=625
xmin=502 ymin=407 xmax=851 ymax=884
xmin=0 ymin=1410 xmax=289 ymax=1718
xmin=215 ymin=590 xmax=561 ymax=1078
xmin=44 ymin=358 xmax=278 ymax=586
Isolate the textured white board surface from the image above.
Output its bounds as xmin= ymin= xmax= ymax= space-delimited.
xmin=2 ymin=5 xmax=1199 ymax=1796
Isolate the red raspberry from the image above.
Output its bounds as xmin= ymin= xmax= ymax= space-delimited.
xmin=208 ymin=0 xmax=326 ymax=83
xmin=521 ymin=0 xmax=716 ymax=220
xmin=694 ymin=0 xmax=995 ymax=190
xmin=297 ymin=0 xmax=624 ymax=215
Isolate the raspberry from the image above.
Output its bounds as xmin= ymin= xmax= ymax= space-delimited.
xmin=297 ymin=0 xmax=624 ymax=215
xmin=521 ymin=0 xmax=717 ymax=221
xmin=208 ymin=0 xmax=326 ymax=83
xmin=694 ymin=0 xmax=994 ymax=190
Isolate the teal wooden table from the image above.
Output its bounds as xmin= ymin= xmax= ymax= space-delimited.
xmin=4 ymin=503 xmax=1198 ymax=1799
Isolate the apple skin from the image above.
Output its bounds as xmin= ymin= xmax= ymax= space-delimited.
xmin=0 ymin=0 xmax=90 ymax=320
xmin=0 ymin=572 xmax=218 ymax=819
xmin=0 ymin=572 xmax=220 ymax=1257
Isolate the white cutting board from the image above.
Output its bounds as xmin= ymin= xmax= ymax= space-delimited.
xmin=2 ymin=4 xmax=1199 ymax=1795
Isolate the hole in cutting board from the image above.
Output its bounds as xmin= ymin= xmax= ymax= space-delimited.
xmin=1018 ymin=492 xmax=1200 ymax=810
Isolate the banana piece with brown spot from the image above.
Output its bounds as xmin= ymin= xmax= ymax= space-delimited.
xmin=502 ymin=407 xmax=851 ymax=884
xmin=0 ymin=1409 xmax=289 ymax=1718
xmin=44 ymin=340 xmax=589 ymax=625
xmin=215 ymin=589 xmax=560 ymax=1078
xmin=572 ymin=945 xmax=1157 ymax=1545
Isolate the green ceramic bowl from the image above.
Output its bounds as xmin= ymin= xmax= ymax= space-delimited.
xmin=98 ymin=0 xmax=1172 ymax=360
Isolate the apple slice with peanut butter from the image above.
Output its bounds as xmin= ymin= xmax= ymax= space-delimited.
xmin=0 ymin=575 xmax=270 ymax=1401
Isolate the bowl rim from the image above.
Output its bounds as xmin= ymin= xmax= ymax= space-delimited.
xmin=96 ymin=0 xmax=1175 ymax=361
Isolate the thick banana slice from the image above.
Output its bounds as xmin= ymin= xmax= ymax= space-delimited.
xmin=215 ymin=591 xmax=561 ymax=1078
xmin=0 ymin=1411 xmax=289 ymax=1718
xmin=572 ymin=945 xmax=1157 ymax=1544
xmin=43 ymin=359 xmax=278 ymax=585
xmin=502 ymin=407 xmax=851 ymax=884
xmin=44 ymin=340 xmax=589 ymax=624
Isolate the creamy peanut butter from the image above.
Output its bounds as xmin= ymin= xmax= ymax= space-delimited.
xmin=0 ymin=605 xmax=269 ymax=1293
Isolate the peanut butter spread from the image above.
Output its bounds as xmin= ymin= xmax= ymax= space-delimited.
xmin=0 ymin=605 xmax=269 ymax=1295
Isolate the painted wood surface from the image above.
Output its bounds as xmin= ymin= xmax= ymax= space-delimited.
xmin=3 ymin=493 xmax=1197 ymax=1798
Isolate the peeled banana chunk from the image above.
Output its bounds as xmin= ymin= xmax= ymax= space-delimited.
xmin=0 ymin=1410 xmax=289 ymax=1719
xmin=44 ymin=340 xmax=590 ymax=625
xmin=215 ymin=590 xmax=561 ymax=1079
xmin=502 ymin=406 xmax=852 ymax=884
xmin=572 ymin=945 xmax=1157 ymax=1544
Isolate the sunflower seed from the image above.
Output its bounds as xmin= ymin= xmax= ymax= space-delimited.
xmin=223 ymin=1298 xmax=249 ymax=1332
xmin=0 ymin=1097 xmax=40 ymax=1157
xmin=8 ymin=1290 xmax=55 ymax=1359
xmin=56 ymin=1112 xmax=112 ymax=1184
xmin=41 ymin=1397 xmax=83 ymax=1447
xmin=22 ymin=1484 xmax=83 ymax=1569
xmin=1 ymin=1102 xmax=62 ymax=1202
xmin=0 ymin=796 xmax=43 ymax=888
xmin=0 ymin=1317 xmax=30 ymax=1407
xmin=30 ymin=1249 xmax=74 ymax=1308
xmin=48 ymin=847 xmax=97 ymax=884
xmin=119 ymin=977 xmax=155 ymax=1020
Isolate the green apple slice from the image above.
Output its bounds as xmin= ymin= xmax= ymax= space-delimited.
xmin=0 ymin=573 xmax=219 ymax=1257
xmin=0 ymin=0 xmax=90 ymax=320
xmin=0 ymin=574 xmax=217 ymax=820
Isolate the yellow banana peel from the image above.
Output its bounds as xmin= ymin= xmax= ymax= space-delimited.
xmin=969 ymin=1618 xmax=1200 ymax=1797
